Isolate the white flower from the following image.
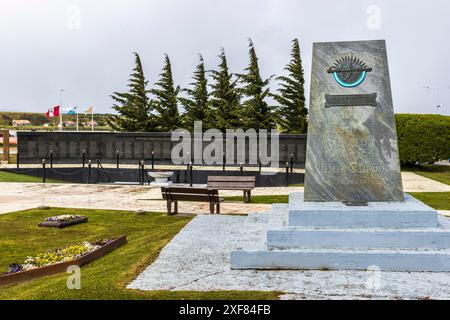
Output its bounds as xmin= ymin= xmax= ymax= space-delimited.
xmin=22 ymin=263 xmax=36 ymax=271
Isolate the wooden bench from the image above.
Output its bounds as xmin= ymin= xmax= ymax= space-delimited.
xmin=207 ymin=176 xmax=256 ymax=203
xmin=161 ymin=187 xmax=222 ymax=215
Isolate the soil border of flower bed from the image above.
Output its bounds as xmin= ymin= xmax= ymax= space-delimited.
xmin=38 ymin=216 xmax=88 ymax=228
xmin=0 ymin=235 xmax=127 ymax=286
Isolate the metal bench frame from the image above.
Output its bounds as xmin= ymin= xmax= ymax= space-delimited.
xmin=161 ymin=187 xmax=222 ymax=215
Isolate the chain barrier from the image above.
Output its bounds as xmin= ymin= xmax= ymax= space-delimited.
xmin=47 ymin=167 xmax=86 ymax=176
xmin=98 ymin=167 xmax=135 ymax=175
xmin=0 ymin=167 xmax=40 ymax=174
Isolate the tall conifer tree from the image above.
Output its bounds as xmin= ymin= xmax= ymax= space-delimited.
xmin=209 ymin=48 xmax=241 ymax=131
xmin=179 ymin=55 xmax=211 ymax=131
xmin=107 ymin=52 xmax=156 ymax=132
xmin=238 ymin=39 xmax=274 ymax=130
xmin=151 ymin=54 xmax=181 ymax=131
xmin=274 ymin=38 xmax=307 ymax=133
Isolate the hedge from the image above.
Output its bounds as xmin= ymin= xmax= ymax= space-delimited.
xmin=395 ymin=114 xmax=450 ymax=165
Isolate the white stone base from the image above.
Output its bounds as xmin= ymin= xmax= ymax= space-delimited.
xmin=267 ymin=227 xmax=450 ymax=250
xmin=150 ymin=181 xmax=173 ymax=187
xmin=231 ymin=249 xmax=450 ymax=272
xmin=289 ymin=193 xmax=438 ymax=228
xmin=231 ymin=193 xmax=450 ymax=272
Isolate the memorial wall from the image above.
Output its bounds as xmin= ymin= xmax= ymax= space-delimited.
xmin=17 ymin=131 xmax=307 ymax=165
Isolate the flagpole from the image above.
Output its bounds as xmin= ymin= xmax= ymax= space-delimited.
xmin=60 ymin=89 xmax=64 ymax=131
xmin=76 ymin=112 xmax=79 ymax=131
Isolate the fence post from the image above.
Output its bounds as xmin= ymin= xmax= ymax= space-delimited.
xmin=138 ymin=161 xmax=142 ymax=185
xmin=16 ymin=152 xmax=19 ymax=169
xmin=42 ymin=159 xmax=46 ymax=183
xmin=290 ymin=153 xmax=294 ymax=173
xmin=116 ymin=150 xmax=120 ymax=169
xmin=222 ymin=154 xmax=226 ymax=171
xmin=141 ymin=161 xmax=146 ymax=185
xmin=285 ymin=162 xmax=289 ymax=187
xmin=96 ymin=160 xmax=100 ymax=184
xmin=50 ymin=150 xmax=53 ymax=168
xmin=87 ymin=160 xmax=92 ymax=184
xmin=189 ymin=162 xmax=193 ymax=187
xmin=82 ymin=150 xmax=86 ymax=168
xmin=151 ymin=151 xmax=154 ymax=170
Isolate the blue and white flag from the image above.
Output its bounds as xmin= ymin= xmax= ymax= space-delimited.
xmin=63 ymin=106 xmax=78 ymax=115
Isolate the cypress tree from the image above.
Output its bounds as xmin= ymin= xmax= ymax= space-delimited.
xmin=209 ymin=48 xmax=242 ymax=131
xmin=151 ymin=54 xmax=181 ymax=131
xmin=179 ymin=55 xmax=211 ymax=131
xmin=238 ymin=39 xmax=274 ymax=130
xmin=107 ymin=52 xmax=156 ymax=132
xmin=274 ymin=38 xmax=307 ymax=133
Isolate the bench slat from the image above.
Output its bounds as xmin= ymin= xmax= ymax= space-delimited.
xmin=207 ymin=186 xmax=253 ymax=190
xmin=207 ymin=182 xmax=255 ymax=187
xmin=161 ymin=187 xmax=218 ymax=195
xmin=207 ymin=176 xmax=255 ymax=182
xmin=162 ymin=194 xmax=221 ymax=202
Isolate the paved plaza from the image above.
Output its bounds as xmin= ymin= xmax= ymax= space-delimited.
xmin=0 ymin=172 xmax=449 ymax=216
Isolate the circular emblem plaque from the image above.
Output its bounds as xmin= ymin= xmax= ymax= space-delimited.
xmin=327 ymin=56 xmax=372 ymax=88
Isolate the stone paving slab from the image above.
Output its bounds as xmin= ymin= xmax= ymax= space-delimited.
xmin=0 ymin=183 xmax=276 ymax=215
xmin=401 ymin=172 xmax=450 ymax=192
xmin=0 ymin=170 xmax=448 ymax=215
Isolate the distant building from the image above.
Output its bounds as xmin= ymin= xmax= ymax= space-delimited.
xmin=63 ymin=121 xmax=76 ymax=127
xmin=84 ymin=121 xmax=98 ymax=127
xmin=12 ymin=120 xmax=31 ymax=127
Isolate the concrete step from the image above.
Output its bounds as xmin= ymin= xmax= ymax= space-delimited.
xmin=231 ymin=248 xmax=450 ymax=272
xmin=288 ymin=193 xmax=438 ymax=228
xmin=267 ymin=227 xmax=450 ymax=250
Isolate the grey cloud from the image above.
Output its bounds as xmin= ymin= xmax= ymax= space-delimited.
xmin=0 ymin=0 xmax=449 ymax=115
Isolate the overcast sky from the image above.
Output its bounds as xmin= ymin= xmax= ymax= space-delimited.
xmin=0 ymin=0 xmax=449 ymax=115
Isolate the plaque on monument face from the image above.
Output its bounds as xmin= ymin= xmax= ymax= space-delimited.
xmin=304 ymin=40 xmax=404 ymax=202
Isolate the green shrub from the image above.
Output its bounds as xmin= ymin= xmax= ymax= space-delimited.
xmin=395 ymin=114 xmax=450 ymax=165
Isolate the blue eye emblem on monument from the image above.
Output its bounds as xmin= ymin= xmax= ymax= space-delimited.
xmin=327 ymin=56 xmax=372 ymax=88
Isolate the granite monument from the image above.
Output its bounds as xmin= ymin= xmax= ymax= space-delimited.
xmin=231 ymin=40 xmax=450 ymax=272
xmin=304 ymin=40 xmax=403 ymax=203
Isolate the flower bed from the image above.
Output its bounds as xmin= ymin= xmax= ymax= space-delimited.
xmin=0 ymin=235 xmax=127 ymax=286
xmin=38 ymin=214 xmax=88 ymax=228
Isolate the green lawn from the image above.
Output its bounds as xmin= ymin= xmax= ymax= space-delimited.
xmin=225 ymin=194 xmax=289 ymax=204
xmin=0 ymin=207 xmax=279 ymax=300
xmin=0 ymin=171 xmax=62 ymax=183
xmin=226 ymin=193 xmax=450 ymax=210
xmin=409 ymin=192 xmax=450 ymax=210
xmin=404 ymin=164 xmax=450 ymax=185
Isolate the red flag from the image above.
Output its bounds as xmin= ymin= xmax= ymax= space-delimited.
xmin=46 ymin=105 xmax=60 ymax=118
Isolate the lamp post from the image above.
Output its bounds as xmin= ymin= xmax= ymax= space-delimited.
xmin=423 ymin=85 xmax=446 ymax=114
